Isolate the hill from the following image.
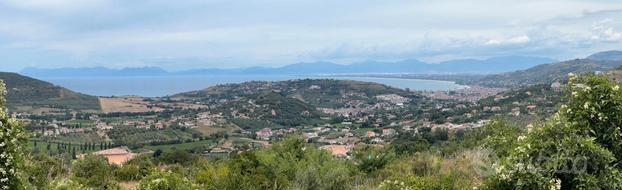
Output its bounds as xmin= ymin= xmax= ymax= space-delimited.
xmin=211 ymin=92 xmax=324 ymax=129
xmin=174 ymin=79 xmax=414 ymax=109
xmin=0 ymin=72 xmax=101 ymax=112
xmin=473 ymin=59 xmax=622 ymax=87
xmin=587 ymin=50 xmax=622 ymax=61
xmin=173 ymin=79 xmax=429 ymax=128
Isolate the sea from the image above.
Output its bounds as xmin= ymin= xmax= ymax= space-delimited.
xmin=42 ymin=75 xmax=464 ymax=97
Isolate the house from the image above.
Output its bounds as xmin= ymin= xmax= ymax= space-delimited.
xmin=206 ymin=147 xmax=232 ymax=158
xmin=320 ymin=145 xmax=349 ymax=157
xmin=84 ymin=146 xmax=136 ymax=165
xmin=371 ymin=138 xmax=385 ymax=144
xmin=96 ymin=122 xmax=113 ymax=130
xmin=256 ymin=128 xmax=273 ymax=140
xmin=527 ymin=105 xmax=537 ymax=110
xmin=382 ymin=128 xmax=396 ymax=137
xmin=304 ymin=132 xmax=319 ymax=139
xmin=551 ymin=81 xmax=562 ymax=91
xmin=366 ymin=131 xmax=377 ymax=138
xmin=511 ymin=107 xmax=521 ymax=116
xmin=309 ymin=85 xmax=321 ymax=90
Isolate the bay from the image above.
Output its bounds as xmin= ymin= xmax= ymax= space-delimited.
xmin=42 ymin=75 xmax=464 ymax=97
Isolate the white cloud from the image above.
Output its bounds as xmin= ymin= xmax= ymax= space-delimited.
xmin=486 ymin=35 xmax=531 ymax=45
xmin=0 ymin=0 xmax=621 ymax=70
xmin=0 ymin=0 xmax=108 ymax=12
xmin=591 ymin=18 xmax=622 ymax=42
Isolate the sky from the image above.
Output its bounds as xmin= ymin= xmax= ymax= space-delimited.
xmin=1 ymin=0 xmax=622 ymax=71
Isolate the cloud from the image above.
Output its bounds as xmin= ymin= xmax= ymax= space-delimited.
xmin=0 ymin=0 xmax=621 ymax=71
xmin=0 ymin=0 xmax=108 ymax=12
xmin=486 ymin=35 xmax=531 ymax=45
xmin=591 ymin=18 xmax=622 ymax=42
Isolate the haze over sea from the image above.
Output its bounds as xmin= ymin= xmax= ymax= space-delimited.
xmin=42 ymin=75 xmax=463 ymax=97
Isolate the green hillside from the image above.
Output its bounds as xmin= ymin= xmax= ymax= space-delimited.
xmin=175 ymin=79 xmax=415 ymax=109
xmin=475 ymin=59 xmax=622 ymax=87
xmin=587 ymin=50 xmax=622 ymax=61
xmin=0 ymin=72 xmax=100 ymax=112
xmin=212 ymin=92 xmax=323 ymax=129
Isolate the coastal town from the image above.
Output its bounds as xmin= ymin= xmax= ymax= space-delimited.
xmin=15 ymin=79 xmax=519 ymax=164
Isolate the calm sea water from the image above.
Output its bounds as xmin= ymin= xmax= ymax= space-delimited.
xmin=42 ymin=75 xmax=463 ymax=97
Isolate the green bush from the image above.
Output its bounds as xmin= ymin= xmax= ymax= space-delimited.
xmin=23 ymin=154 xmax=67 ymax=188
xmin=484 ymin=74 xmax=622 ymax=189
xmin=71 ymin=155 xmax=118 ymax=189
xmin=136 ymin=170 xmax=197 ymax=190
xmin=48 ymin=178 xmax=86 ymax=190
xmin=115 ymin=155 xmax=155 ymax=181
xmin=0 ymin=81 xmax=28 ymax=189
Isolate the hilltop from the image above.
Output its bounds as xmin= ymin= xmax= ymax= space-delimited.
xmin=211 ymin=92 xmax=324 ymax=129
xmin=0 ymin=72 xmax=100 ymax=112
xmin=586 ymin=50 xmax=622 ymax=61
xmin=174 ymin=79 xmax=416 ymax=109
xmin=472 ymin=50 xmax=622 ymax=87
xmin=171 ymin=79 xmax=431 ymax=129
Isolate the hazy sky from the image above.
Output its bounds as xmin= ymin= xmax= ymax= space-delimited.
xmin=1 ymin=0 xmax=622 ymax=71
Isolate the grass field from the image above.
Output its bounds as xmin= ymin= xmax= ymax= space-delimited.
xmin=142 ymin=139 xmax=220 ymax=152
xmin=65 ymin=119 xmax=97 ymax=126
xmin=195 ymin=124 xmax=241 ymax=135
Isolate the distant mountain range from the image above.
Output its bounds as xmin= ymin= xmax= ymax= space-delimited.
xmin=20 ymin=56 xmax=556 ymax=78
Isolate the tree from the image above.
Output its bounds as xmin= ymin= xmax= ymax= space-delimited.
xmin=152 ymin=149 xmax=162 ymax=158
xmin=562 ymin=74 xmax=622 ymax=165
xmin=484 ymin=74 xmax=622 ymax=189
xmin=352 ymin=144 xmax=395 ymax=174
xmin=0 ymin=81 xmax=28 ymax=189
xmin=48 ymin=178 xmax=85 ymax=190
xmin=71 ymin=155 xmax=117 ymax=188
xmin=23 ymin=154 xmax=67 ymax=189
xmin=158 ymin=149 xmax=193 ymax=165
xmin=71 ymin=148 xmax=76 ymax=159
xmin=136 ymin=170 xmax=196 ymax=190
xmin=114 ymin=155 xmax=155 ymax=181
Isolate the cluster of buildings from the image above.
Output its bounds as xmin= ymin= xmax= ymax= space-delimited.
xmin=422 ymin=85 xmax=505 ymax=102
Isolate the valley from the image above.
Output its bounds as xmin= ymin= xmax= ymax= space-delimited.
xmin=8 ymin=51 xmax=620 ymax=156
xmin=4 ymin=50 xmax=622 ymax=189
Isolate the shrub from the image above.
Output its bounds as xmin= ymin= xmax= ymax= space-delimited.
xmin=483 ymin=74 xmax=622 ymax=189
xmin=115 ymin=155 xmax=155 ymax=181
xmin=23 ymin=154 xmax=67 ymax=188
xmin=136 ymin=170 xmax=197 ymax=190
xmin=48 ymin=178 xmax=86 ymax=190
xmin=0 ymin=81 xmax=28 ymax=190
xmin=71 ymin=155 xmax=117 ymax=189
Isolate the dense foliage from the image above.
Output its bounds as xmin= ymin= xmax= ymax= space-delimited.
xmin=0 ymin=81 xmax=27 ymax=189
xmin=484 ymin=74 xmax=622 ymax=189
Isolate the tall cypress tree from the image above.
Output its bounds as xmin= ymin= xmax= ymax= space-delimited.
xmin=72 ymin=147 xmax=77 ymax=159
